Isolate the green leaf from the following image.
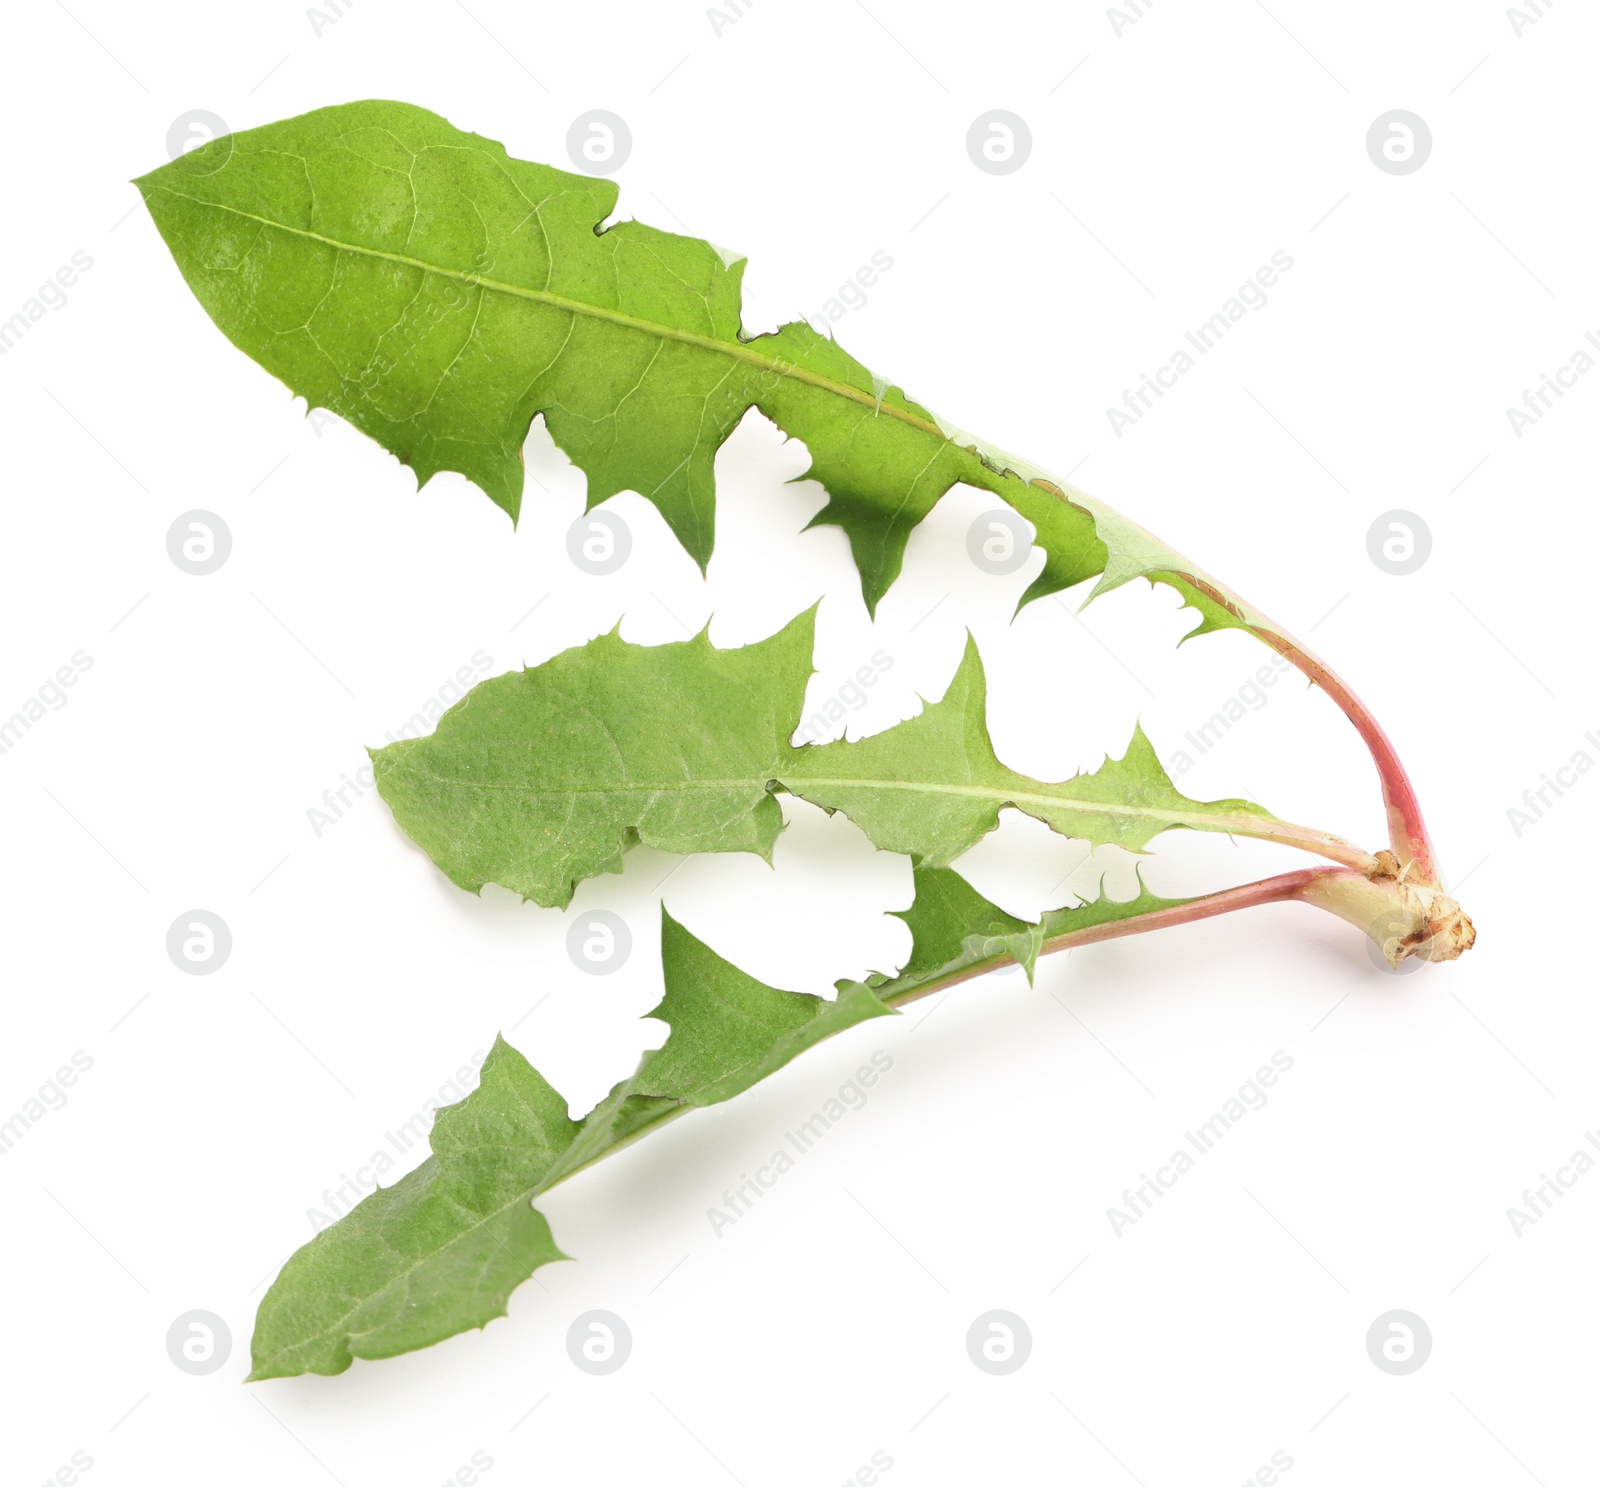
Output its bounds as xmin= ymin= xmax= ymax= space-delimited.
xmin=246 ymin=1034 xmax=670 ymax=1380
xmin=635 ymin=912 xmax=896 ymax=1106
xmin=249 ymin=906 xmax=892 ymax=1378
xmin=133 ymin=100 xmax=1109 ymax=612
xmin=782 ymin=635 xmax=1271 ymax=863
xmin=883 ymin=862 xmax=1045 ymax=984
xmin=252 ymin=871 xmax=1186 ymax=1378
xmin=864 ymin=863 xmax=1189 ymax=1003
xmin=370 ymin=610 xmax=815 ymax=908
xmin=372 ymin=614 xmax=1298 ymax=910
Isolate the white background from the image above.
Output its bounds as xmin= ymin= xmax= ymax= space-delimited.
xmin=2 ymin=1 xmax=1596 ymax=1483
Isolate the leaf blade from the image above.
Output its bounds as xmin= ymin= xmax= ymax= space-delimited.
xmin=135 ymin=100 xmax=1106 ymax=604
xmin=247 ymin=1036 xmax=582 ymax=1379
xmin=248 ymin=907 xmax=898 ymax=1377
xmin=372 ymin=618 xmax=1286 ymax=905
xmin=371 ymin=612 xmax=815 ymax=907
xmin=250 ymin=871 xmax=1189 ymax=1377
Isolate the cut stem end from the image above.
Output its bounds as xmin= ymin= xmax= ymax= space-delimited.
xmin=1297 ymin=853 xmax=1476 ymax=966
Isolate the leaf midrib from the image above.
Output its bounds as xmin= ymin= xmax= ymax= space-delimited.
xmin=253 ymin=1165 xmax=571 ymax=1377
xmin=147 ymin=189 xmax=952 ymax=440
xmin=257 ymin=869 xmax=1160 ymax=1376
xmin=254 ymin=1092 xmax=693 ymax=1378
xmin=386 ymin=764 xmax=1265 ymax=835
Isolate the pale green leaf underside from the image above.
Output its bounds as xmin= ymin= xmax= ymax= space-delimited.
xmin=135 ymin=98 xmax=1269 ymax=627
xmin=635 ymin=913 xmax=897 ymax=1106
xmin=248 ymin=905 xmax=896 ymax=1379
xmin=372 ymin=613 xmax=814 ymax=907
xmin=370 ymin=612 xmax=1280 ymax=909
xmin=250 ymin=869 xmax=1187 ymax=1378
xmin=864 ymin=863 xmax=1185 ymax=1003
xmin=883 ymin=860 xmax=1046 ymax=984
